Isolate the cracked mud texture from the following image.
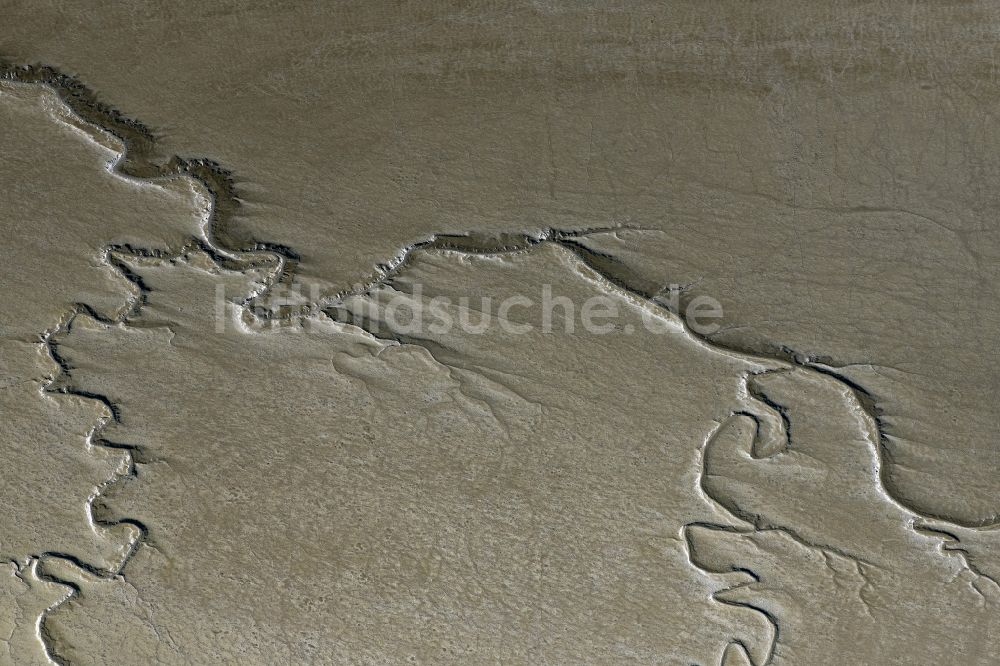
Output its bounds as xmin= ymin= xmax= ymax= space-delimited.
xmin=2 ymin=2 xmax=1000 ymax=664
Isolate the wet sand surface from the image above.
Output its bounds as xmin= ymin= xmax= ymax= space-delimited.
xmin=0 ymin=81 xmax=205 ymax=664
xmin=1 ymin=2 xmax=1000 ymax=664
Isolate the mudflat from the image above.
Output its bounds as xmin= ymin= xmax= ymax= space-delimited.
xmin=1 ymin=3 xmax=999 ymax=664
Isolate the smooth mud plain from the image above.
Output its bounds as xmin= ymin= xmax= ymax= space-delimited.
xmin=2 ymin=2 xmax=1000 ymax=664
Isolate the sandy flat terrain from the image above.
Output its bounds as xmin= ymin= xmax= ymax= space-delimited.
xmin=2 ymin=3 xmax=999 ymax=663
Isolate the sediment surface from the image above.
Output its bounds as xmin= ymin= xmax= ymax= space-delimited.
xmin=2 ymin=3 xmax=999 ymax=663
